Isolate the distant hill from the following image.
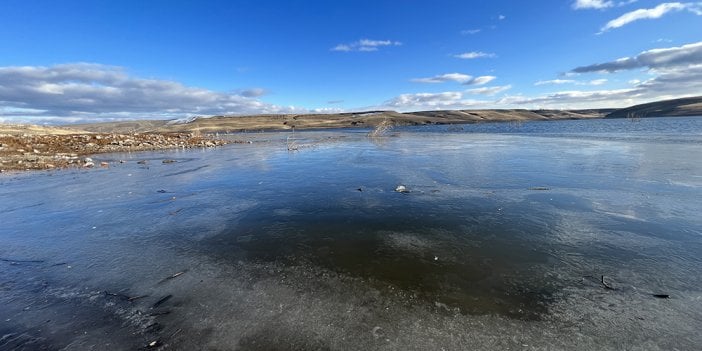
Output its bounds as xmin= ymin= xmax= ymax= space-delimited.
xmin=69 ymin=109 xmax=612 ymax=134
xmin=70 ymin=120 xmax=170 ymax=134
xmin=0 ymin=123 xmax=89 ymax=135
xmin=410 ymin=109 xmax=614 ymax=123
xmin=10 ymin=96 xmax=702 ymax=135
xmin=606 ymin=96 xmax=702 ymax=119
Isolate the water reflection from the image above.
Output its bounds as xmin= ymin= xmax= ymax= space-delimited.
xmin=203 ymin=195 xmax=557 ymax=319
xmin=2 ymin=117 xmax=702 ymax=349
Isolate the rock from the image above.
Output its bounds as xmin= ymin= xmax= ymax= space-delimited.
xmin=147 ymin=340 xmax=161 ymax=348
xmin=162 ymin=159 xmax=177 ymax=164
xmin=137 ymin=160 xmax=147 ymax=164
xmin=372 ymin=326 xmax=383 ymax=339
xmin=100 ymin=162 xmax=109 ymax=167
xmin=0 ymin=132 xmax=228 ymax=171
xmin=395 ymin=185 xmax=409 ymax=193
xmin=83 ymin=162 xmax=95 ymax=168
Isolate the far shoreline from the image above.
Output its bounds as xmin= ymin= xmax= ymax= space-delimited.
xmin=2 ymin=96 xmax=701 ymax=173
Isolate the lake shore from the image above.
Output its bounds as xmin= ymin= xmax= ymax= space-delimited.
xmin=0 ymin=110 xmax=607 ymax=172
xmin=0 ymin=131 xmax=229 ymax=171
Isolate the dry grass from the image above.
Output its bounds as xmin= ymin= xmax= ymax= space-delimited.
xmin=367 ymin=119 xmax=393 ymax=138
xmin=0 ymin=124 xmax=89 ymax=135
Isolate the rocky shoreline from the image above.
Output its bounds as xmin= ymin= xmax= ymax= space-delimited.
xmin=0 ymin=132 xmax=228 ymax=172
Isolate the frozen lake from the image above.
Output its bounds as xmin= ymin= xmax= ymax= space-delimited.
xmin=2 ymin=117 xmax=702 ymax=350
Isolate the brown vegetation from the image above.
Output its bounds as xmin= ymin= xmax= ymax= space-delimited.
xmin=70 ymin=109 xmax=613 ymax=134
xmin=605 ymin=96 xmax=702 ymax=119
xmin=0 ymin=132 xmax=227 ymax=171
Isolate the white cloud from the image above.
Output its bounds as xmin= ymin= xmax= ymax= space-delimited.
xmin=381 ymin=91 xmax=489 ymax=110
xmin=506 ymin=42 xmax=701 ymax=108
xmin=411 ymin=73 xmax=473 ymax=84
xmin=379 ymin=66 xmax=700 ymax=110
xmin=573 ymin=0 xmax=642 ymax=10
xmin=510 ymin=67 xmax=702 ymax=109
xmin=385 ymin=91 xmax=461 ymax=106
xmin=331 ymin=39 xmax=402 ymax=52
xmin=498 ymin=15 xmax=506 ymax=20
xmin=454 ymin=51 xmax=497 ymax=59
xmin=332 ymin=44 xmax=352 ymax=52
xmin=506 ymin=88 xmax=642 ymax=108
xmin=380 ymin=42 xmax=702 ymax=111
xmin=236 ymin=88 xmax=268 ymax=97
xmin=535 ymin=79 xmax=608 ymax=86
xmin=465 ymin=85 xmax=512 ymax=95
xmin=573 ymin=0 xmax=614 ymax=9
xmin=411 ymin=73 xmax=495 ymax=86
xmin=471 ymin=76 xmax=497 ymax=85
xmin=461 ymin=29 xmax=481 ymax=35
xmin=378 ymin=86 xmax=509 ymax=110
xmin=309 ymin=107 xmax=345 ymax=114
xmin=600 ymin=2 xmax=701 ymax=33
xmin=572 ymin=41 xmax=702 ymax=73
xmin=535 ymin=79 xmax=577 ymax=86
xmin=0 ymin=63 xmax=305 ymax=122
xmin=589 ymin=78 xmax=608 ymax=85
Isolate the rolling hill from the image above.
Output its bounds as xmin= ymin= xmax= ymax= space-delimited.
xmin=605 ymin=96 xmax=702 ymax=119
xmin=69 ymin=109 xmax=613 ymax=134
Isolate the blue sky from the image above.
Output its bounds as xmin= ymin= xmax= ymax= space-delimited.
xmin=0 ymin=0 xmax=701 ymax=123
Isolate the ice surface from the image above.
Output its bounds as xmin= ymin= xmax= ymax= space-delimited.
xmin=1 ymin=118 xmax=702 ymax=350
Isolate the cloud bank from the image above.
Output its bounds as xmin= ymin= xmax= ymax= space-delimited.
xmin=411 ymin=73 xmax=496 ymax=85
xmin=465 ymin=85 xmax=512 ymax=96
xmin=572 ymin=41 xmax=702 ymax=73
xmin=0 ymin=63 xmax=304 ymax=123
xmin=379 ymin=41 xmax=702 ymax=111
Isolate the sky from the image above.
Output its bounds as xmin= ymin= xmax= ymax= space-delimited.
xmin=0 ymin=0 xmax=701 ymax=123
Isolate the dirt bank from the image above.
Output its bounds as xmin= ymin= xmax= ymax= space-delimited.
xmin=0 ymin=132 xmax=228 ymax=171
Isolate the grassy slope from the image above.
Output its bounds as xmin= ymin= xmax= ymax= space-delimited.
xmin=5 ymin=96 xmax=701 ymax=136
xmin=66 ymin=109 xmax=613 ymax=134
xmin=605 ymin=96 xmax=702 ymax=118
xmin=0 ymin=124 xmax=89 ymax=135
